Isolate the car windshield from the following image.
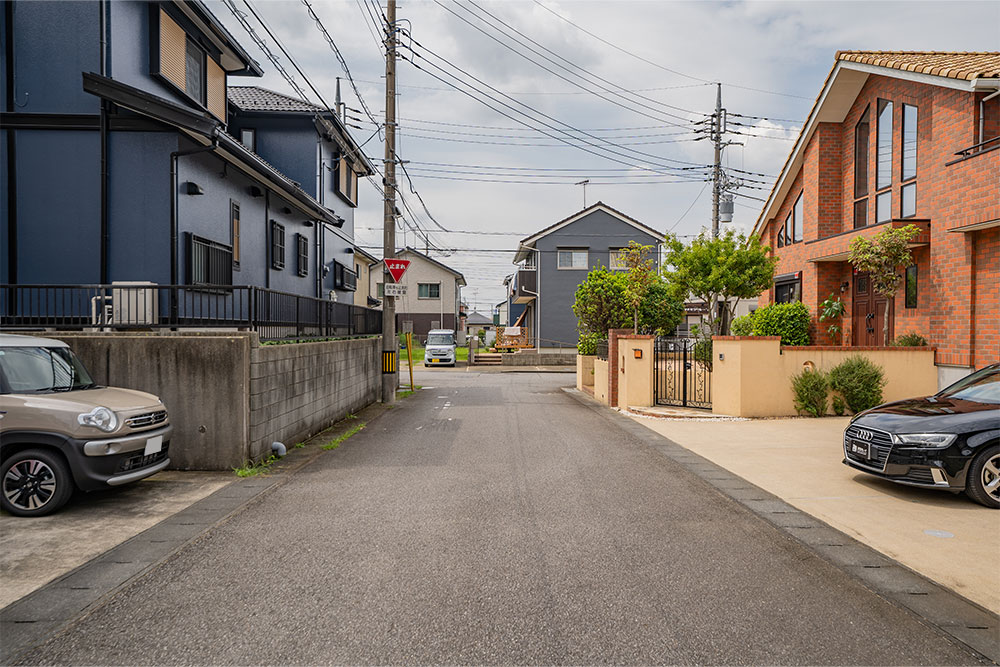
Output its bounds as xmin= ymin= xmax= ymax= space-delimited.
xmin=0 ymin=346 xmax=96 ymax=394
xmin=426 ymin=333 xmax=454 ymax=346
xmin=937 ymin=367 xmax=1000 ymax=405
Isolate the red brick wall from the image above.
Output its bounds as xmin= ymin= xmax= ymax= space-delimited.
xmin=760 ymin=72 xmax=999 ymax=369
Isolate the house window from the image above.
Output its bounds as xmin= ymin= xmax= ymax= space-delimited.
xmin=901 ymin=105 xmax=918 ymax=218
xmin=418 ymin=283 xmax=440 ymax=299
xmin=523 ymin=253 xmax=537 ymax=270
xmin=240 ymin=129 xmax=256 ymax=152
xmin=792 ymin=192 xmax=803 ymax=243
xmin=333 ymin=261 xmax=357 ymax=291
xmin=876 ymin=191 xmax=892 ymax=224
xmin=609 ymin=248 xmax=627 ymax=270
xmin=334 ymin=157 xmax=358 ymax=206
xmin=774 ymin=276 xmax=801 ymax=304
xmin=776 ymin=220 xmax=784 ymax=248
xmin=876 ymin=99 xmax=893 ymax=191
xmin=184 ymin=38 xmax=205 ymax=105
xmin=188 ymin=234 xmax=233 ymax=286
xmin=901 ymin=183 xmax=917 ymax=218
xmin=557 ymin=248 xmax=588 ymax=269
xmin=905 ymin=264 xmax=918 ymax=308
xmin=377 ymin=282 xmax=384 ymax=298
xmin=230 ymin=201 xmax=240 ymax=268
xmin=853 ymin=107 xmax=870 ymax=228
xmin=296 ymin=233 xmax=309 ymax=277
xmin=271 ymin=221 xmax=285 ymax=270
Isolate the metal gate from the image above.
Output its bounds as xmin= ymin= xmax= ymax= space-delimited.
xmin=654 ymin=337 xmax=712 ymax=409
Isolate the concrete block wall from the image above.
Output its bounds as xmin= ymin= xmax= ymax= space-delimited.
xmin=248 ymin=337 xmax=380 ymax=461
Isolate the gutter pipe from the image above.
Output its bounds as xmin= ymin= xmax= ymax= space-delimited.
xmin=980 ymin=89 xmax=1000 ymax=145
xmin=170 ymin=137 xmax=218 ymax=318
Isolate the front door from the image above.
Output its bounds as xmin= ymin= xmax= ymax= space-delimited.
xmin=852 ymin=272 xmax=893 ymax=346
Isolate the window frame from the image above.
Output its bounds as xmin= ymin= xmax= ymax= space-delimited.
xmin=418 ymin=282 xmax=441 ymax=299
xmin=557 ymin=248 xmax=589 ymax=270
xmin=270 ymin=220 xmax=285 ymax=270
xmin=184 ymin=36 xmax=206 ymax=106
xmin=876 ymin=99 xmax=893 ymax=192
xmin=905 ymin=264 xmax=918 ymax=308
xmin=901 ymin=104 xmax=918 ymax=182
xmin=901 ymin=182 xmax=917 ymax=219
xmin=188 ymin=233 xmax=234 ymax=288
xmin=239 ymin=128 xmax=256 ymax=152
xmin=296 ymin=233 xmax=309 ymax=277
xmin=792 ymin=192 xmax=803 ymax=243
xmin=774 ymin=276 xmax=802 ymax=304
xmin=853 ymin=106 xmax=870 ymax=228
xmin=230 ymin=200 xmax=240 ymax=269
xmin=875 ymin=190 xmax=892 ymax=224
xmin=609 ymin=248 xmax=627 ymax=270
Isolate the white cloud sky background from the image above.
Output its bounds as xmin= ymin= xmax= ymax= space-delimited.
xmin=213 ymin=0 xmax=1000 ymax=313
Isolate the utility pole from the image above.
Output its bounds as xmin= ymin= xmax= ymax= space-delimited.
xmin=711 ymin=82 xmax=723 ymax=239
xmin=381 ymin=0 xmax=397 ymax=404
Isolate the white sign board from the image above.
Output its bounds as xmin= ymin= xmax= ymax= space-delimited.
xmin=383 ymin=283 xmax=407 ymax=297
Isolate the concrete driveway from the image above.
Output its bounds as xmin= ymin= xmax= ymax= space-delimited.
xmin=627 ymin=414 xmax=1000 ymax=614
xmin=0 ymin=471 xmax=231 ymax=608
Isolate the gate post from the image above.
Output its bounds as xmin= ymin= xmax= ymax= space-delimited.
xmin=617 ymin=335 xmax=655 ymax=410
xmin=682 ymin=340 xmax=689 ymax=407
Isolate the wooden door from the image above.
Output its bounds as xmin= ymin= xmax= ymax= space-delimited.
xmin=852 ymin=272 xmax=893 ymax=346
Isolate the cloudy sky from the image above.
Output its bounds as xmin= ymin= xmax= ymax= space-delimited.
xmin=213 ymin=0 xmax=999 ymax=313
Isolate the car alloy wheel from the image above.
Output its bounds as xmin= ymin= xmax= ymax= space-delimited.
xmin=1 ymin=449 xmax=74 ymax=517
xmin=966 ymin=445 xmax=1000 ymax=509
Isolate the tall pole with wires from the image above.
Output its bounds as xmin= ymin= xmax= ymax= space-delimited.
xmin=711 ymin=82 xmax=722 ymax=239
xmin=381 ymin=0 xmax=398 ymax=404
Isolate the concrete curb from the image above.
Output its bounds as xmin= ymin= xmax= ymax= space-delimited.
xmin=0 ymin=402 xmax=392 ymax=665
xmin=561 ymin=386 xmax=1000 ymax=664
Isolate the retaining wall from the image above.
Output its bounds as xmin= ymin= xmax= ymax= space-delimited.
xmin=38 ymin=332 xmax=381 ymax=469
xmin=576 ymin=355 xmax=595 ymax=391
xmin=712 ymin=336 xmax=937 ymax=417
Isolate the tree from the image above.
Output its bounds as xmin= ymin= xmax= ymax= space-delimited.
xmin=848 ymin=224 xmax=921 ymax=344
xmin=618 ymin=241 xmax=656 ymax=333
xmin=572 ymin=267 xmax=683 ymax=340
xmin=662 ymin=229 xmax=778 ymax=336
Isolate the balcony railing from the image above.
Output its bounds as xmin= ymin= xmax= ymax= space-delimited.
xmin=0 ymin=284 xmax=381 ymax=342
xmin=946 ymin=135 xmax=1000 ymax=165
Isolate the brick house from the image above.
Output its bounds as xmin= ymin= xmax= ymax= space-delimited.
xmin=752 ymin=51 xmax=1000 ymax=387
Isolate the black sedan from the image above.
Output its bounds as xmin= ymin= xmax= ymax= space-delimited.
xmin=843 ymin=363 xmax=1000 ymax=508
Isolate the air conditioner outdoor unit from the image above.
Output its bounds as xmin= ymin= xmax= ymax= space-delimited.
xmin=90 ymin=296 xmax=113 ymax=326
xmin=111 ymin=281 xmax=158 ymax=326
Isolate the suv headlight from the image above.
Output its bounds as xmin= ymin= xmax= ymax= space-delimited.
xmin=78 ymin=407 xmax=119 ymax=432
xmin=891 ymin=433 xmax=957 ymax=449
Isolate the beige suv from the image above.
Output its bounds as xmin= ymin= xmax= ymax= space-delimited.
xmin=0 ymin=334 xmax=172 ymax=517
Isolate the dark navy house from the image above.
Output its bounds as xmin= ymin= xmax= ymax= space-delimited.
xmin=1 ymin=0 xmax=372 ymax=307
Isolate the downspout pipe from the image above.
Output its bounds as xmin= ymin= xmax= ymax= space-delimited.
xmin=980 ymin=89 xmax=1000 ymax=145
xmin=99 ymin=0 xmax=108 ymax=283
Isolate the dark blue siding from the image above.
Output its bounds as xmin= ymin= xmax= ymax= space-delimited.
xmin=15 ymin=131 xmax=101 ymax=283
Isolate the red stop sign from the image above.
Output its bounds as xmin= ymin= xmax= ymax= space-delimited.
xmin=384 ymin=258 xmax=410 ymax=282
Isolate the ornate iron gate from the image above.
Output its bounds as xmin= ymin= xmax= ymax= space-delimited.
xmin=654 ymin=337 xmax=712 ymax=409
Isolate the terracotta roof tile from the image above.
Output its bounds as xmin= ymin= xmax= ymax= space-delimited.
xmin=835 ymin=51 xmax=1000 ymax=81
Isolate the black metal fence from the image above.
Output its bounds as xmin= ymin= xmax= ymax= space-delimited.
xmin=0 ymin=284 xmax=381 ymax=342
xmin=595 ymin=339 xmax=609 ymax=360
xmin=653 ymin=337 xmax=711 ymax=409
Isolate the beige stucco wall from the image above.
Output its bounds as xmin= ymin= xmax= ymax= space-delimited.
xmin=576 ymin=355 xmax=596 ymax=391
xmin=353 ymin=258 xmax=376 ymax=308
xmin=618 ymin=337 xmax=654 ymax=409
xmin=713 ymin=337 xmax=938 ymax=417
xmin=390 ymin=252 xmax=462 ymax=320
xmin=594 ymin=358 xmax=610 ymax=405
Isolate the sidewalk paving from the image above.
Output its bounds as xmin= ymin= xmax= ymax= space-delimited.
xmin=625 ymin=413 xmax=1000 ymax=614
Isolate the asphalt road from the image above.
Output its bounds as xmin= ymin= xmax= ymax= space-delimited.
xmin=17 ymin=371 xmax=985 ymax=665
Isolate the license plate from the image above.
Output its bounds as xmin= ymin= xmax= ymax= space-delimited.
xmin=430 ymin=358 xmax=440 ymax=363
xmin=849 ymin=440 xmax=870 ymax=459
xmin=144 ymin=435 xmax=163 ymax=456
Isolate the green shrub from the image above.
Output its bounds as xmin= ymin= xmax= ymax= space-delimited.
xmin=577 ymin=332 xmax=605 ymax=356
xmin=730 ymin=311 xmax=755 ymax=336
xmin=751 ymin=302 xmax=811 ymax=346
xmin=693 ymin=337 xmax=713 ymax=371
xmin=791 ymin=368 xmax=829 ymax=417
xmin=891 ymin=332 xmax=928 ymax=347
xmin=829 ymin=356 xmax=886 ymax=413
xmin=832 ymin=395 xmax=847 ymax=416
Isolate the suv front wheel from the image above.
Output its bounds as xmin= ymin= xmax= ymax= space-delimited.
xmin=1 ymin=449 xmax=75 ymax=517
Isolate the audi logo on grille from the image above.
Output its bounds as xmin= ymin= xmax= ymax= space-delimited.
xmin=855 ymin=429 xmax=874 ymax=442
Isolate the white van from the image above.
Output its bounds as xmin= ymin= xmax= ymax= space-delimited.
xmin=424 ymin=329 xmax=457 ymax=367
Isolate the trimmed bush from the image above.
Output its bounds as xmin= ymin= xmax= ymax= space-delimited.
xmin=751 ymin=302 xmax=811 ymax=346
xmin=792 ymin=368 xmax=829 ymax=417
xmin=832 ymin=395 xmax=847 ymax=416
xmin=730 ymin=312 xmax=755 ymax=336
xmin=577 ymin=332 xmax=605 ymax=356
xmin=693 ymin=337 xmax=713 ymax=371
xmin=891 ymin=332 xmax=928 ymax=347
xmin=829 ymin=356 xmax=887 ymax=413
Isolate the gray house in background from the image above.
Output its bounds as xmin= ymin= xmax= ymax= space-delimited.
xmin=512 ymin=202 xmax=663 ymax=350
xmin=2 ymin=1 xmax=371 ymax=304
